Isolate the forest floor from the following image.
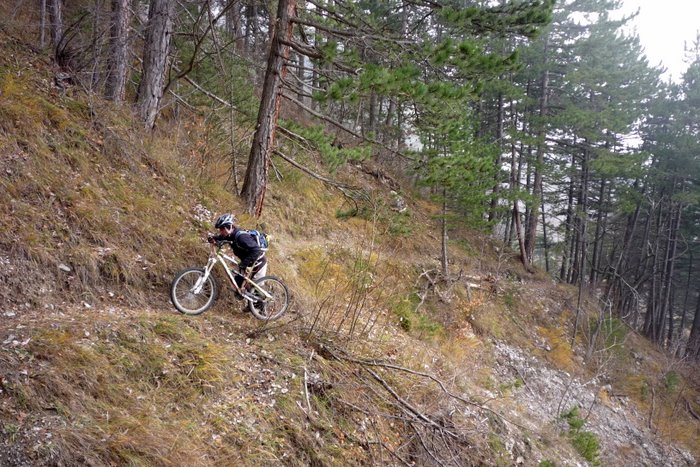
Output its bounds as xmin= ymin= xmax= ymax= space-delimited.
xmin=1 ymin=20 xmax=699 ymax=466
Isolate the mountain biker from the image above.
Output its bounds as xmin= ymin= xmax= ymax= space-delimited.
xmin=207 ymin=213 xmax=267 ymax=297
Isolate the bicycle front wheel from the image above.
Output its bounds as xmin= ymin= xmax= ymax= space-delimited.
xmin=248 ymin=276 xmax=289 ymax=321
xmin=170 ymin=267 xmax=218 ymax=315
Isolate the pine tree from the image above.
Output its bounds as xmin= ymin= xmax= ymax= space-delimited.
xmin=241 ymin=0 xmax=555 ymax=215
xmin=104 ymin=0 xmax=131 ymax=102
xmin=137 ymin=0 xmax=176 ymax=128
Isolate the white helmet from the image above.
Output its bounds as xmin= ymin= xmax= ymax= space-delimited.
xmin=214 ymin=213 xmax=235 ymax=229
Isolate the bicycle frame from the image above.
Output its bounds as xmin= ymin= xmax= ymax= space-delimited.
xmin=192 ymin=243 xmax=272 ymax=302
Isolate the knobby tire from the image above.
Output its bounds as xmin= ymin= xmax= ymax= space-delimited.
xmin=170 ymin=267 xmax=218 ymax=315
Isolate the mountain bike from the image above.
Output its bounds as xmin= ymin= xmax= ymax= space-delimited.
xmin=170 ymin=240 xmax=289 ymax=320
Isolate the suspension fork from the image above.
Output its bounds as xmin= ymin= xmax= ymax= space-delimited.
xmin=192 ymin=256 xmax=217 ymax=294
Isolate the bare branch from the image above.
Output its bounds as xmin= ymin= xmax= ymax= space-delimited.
xmin=281 ymin=94 xmax=415 ymax=162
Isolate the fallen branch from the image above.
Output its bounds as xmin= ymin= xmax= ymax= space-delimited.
xmin=414 ymin=269 xmax=438 ymax=312
xmin=303 ymin=350 xmax=315 ymax=417
xmin=363 ymin=367 xmax=459 ymax=439
xmin=334 ymin=350 xmax=538 ymax=434
xmin=409 ymin=422 xmax=447 ymax=467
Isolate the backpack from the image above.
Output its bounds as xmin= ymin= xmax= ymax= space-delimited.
xmin=234 ymin=229 xmax=269 ymax=251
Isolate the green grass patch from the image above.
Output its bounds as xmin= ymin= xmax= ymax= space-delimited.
xmin=663 ymin=371 xmax=680 ymax=393
xmin=592 ymin=317 xmax=628 ymax=352
xmin=388 ymin=211 xmax=413 ymax=236
xmin=390 ymin=293 xmax=445 ymax=339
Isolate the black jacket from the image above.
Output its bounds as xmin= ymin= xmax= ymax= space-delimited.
xmin=212 ymin=228 xmax=266 ymax=269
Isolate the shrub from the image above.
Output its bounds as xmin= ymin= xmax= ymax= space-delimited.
xmin=570 ymin=430 xmax=600 ymax=464
xmin=561 ymin=407 xmax=601 ymax=465
xmin=390 ymin=293 xmax=444 ymax=339
xmin=663 ymin=371 xmax=680 ymax=393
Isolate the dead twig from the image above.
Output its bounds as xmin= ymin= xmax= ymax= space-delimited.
xmin=685 ymin=398 xmax=700 ymax=421
xmin=333 ymin=349 xmax=538 ymax=435
xmin=409 ymin=422 xmax=447 ymax=467
xmin=364 ymin=367 xmax=458 ymax=438
xmin=648 ymin=386 xmax=656 ymax=430
xmin=414 ymin=268 xmax=438 ymax=312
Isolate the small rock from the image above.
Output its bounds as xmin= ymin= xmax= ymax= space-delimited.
xmin=58 ymin=263 xmax=72 ymax=272
xmin=390 ymin=191 xmax=408 ymax=213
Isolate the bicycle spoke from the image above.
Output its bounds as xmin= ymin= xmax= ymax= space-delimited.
xmin=171 ymin=268 xmax=216 ymax=315
xmin=248 ymin=277 xmax=288 ymax=320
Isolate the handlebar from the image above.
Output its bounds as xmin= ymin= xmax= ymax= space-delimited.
xmin=206 ymin=237 xmax=266 ymax=263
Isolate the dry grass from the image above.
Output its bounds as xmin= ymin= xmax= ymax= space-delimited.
xmin=537 ymin=317 xmax=578 ymax=374
xmin=0 ymin=12 xmax=698 ymax=466
xmin=0 ymin=41 xmax=239 ymax=310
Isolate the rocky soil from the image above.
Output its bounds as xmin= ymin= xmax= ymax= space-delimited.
xmin=490 ymin=341 xmax=696 ymax=466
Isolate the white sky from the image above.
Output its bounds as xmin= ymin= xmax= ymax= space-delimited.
xmin=618 ymin=0 xmax=699 ymax=82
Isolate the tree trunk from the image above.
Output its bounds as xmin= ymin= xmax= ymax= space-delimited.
xmin=541 ymin=200 xmax=550 ymax=273
xmin=504 ymin=106 xmax=518 ymax=246
xmin=296 ymin=53 xmax=307 ymax=105
xmin=367 ymin=91 xmax=377 ymax=136
xmin=644 ymin=203 xmax=665 ymax=340
xmin=48 ymin=0 xmax=63 ymax=50
xmin=571 ymin=146 xmax=589 ymax=285
xmin=608 ymin=182 xmax=642 ymax=316
xmin=525 ymin=37 xmax=549 ymax=264
xmin=523 ymin=143 xmax=533 ymax=248
xmin=136 ymin=0 xmax=175 ymax=128
xmin=383 ymin=98 xmax=396 ymax=147
xmin=513 ymin=201 xmax=530 ymax=271
xmin=40 ymin=0 xmax=47 ymax=48
xmin=589 ymin=177 xmax=607 ymax=286
xmin=631 ymin=206 xmax=653 ymax=328
xmin=488 ymin=92 xmax=505 ymax=224
xmin=676 ymin=250 xmax=693 ymax=355
xmin=89 ymin=0 xmax=105 ymax=91
xmin=662 ymin=203 xmax=681 ymax=347
xmin=104 ymin=0 xmax=130 ymax=101
xmin=441 ymin=188 xmax=449 ymax=277
xmin=560 ymin=153 xmax=575 ymax=282
xmin=244 ymin=4 xmax=259 ymax=58
xmin=225 ymin=0 xmax=244 ymax=51
xmin=241 ymin=0 xmax=296 ymax=216
xmin=686 ymin=289 xmax=700 ymax=359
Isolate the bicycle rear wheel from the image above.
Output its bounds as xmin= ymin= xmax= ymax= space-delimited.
xmin=247 ymin=276 xmax=289 ymax=321
xmin=170 ymin=267 xmax=218 ymax=315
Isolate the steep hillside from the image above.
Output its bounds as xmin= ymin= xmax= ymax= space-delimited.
xmin=1 ymin=31 xmax=698 ymax=467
